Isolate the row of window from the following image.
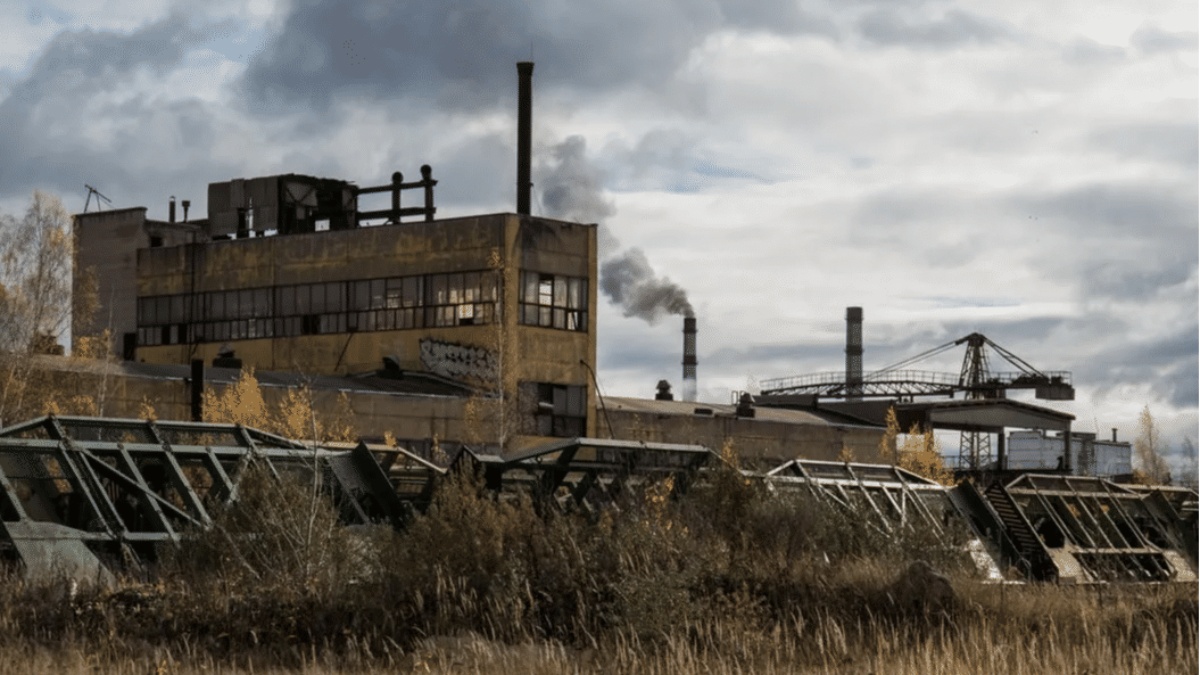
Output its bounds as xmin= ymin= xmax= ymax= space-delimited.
xmin=136 ymin=270 xmax=589 ymax=346
xmin=136 ymin=303 xmax=500 ymax=347
xmin=138 ymin=272 xmax=498 ymax=326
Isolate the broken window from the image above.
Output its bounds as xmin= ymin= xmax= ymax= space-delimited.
xmin=519 ymin=270 xmax=588 ymax=332
xmin=527 ymin=382 xmax=588 ymax=438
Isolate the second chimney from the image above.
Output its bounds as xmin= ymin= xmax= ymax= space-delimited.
xmin=682 ymin=316 xmax=697 ymax=402
xmin=845 ymin=306 xmax=863 ymax=401
xmin=516 ymin=61 xmax=534 ymax=215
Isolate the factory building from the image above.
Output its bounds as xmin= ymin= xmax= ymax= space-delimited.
xmin=74 ymin=188 xmax=599 ymax=446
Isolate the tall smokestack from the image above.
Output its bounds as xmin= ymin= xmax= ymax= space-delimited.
xmin=845 ymin=307 xmax=863 ymax=401
xmin=683 ymin=316 xmax=697 ymax=402
xmin=516 ymin=61 xmax=534 ymax=215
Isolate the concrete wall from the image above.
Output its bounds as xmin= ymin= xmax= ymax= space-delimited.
xmin=604 ymin=408 xmax=884 ymax=465
xmin=11 ymin=357 xmax=881 ymax=467
xmin=74 ymin=209 xmax=196 ymax=356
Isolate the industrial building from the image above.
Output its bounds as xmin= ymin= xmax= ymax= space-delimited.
xmin=64 ymin=62 xmax=1126 ymax=476
xmin=65 ymin=62 xmax=884 ymax=461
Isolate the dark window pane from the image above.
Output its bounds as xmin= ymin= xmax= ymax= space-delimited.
xmin=276 ymin=286 xmax=292 ymax=316
xmin=310 ymin=284 xmax=325 ymax=313
xmin=253 ymin=288 xmax=269 ymax=317
xmin=352 ymin=281 xmax=369 ymax=310
xmin=241 ymin=290 xmax=253 ymax=318
xmin=403 ymin=276 xmax=422 ymax=307
xmin=430 ymin=274 xmax=448 ymax=305
xmin=328 ymin=282 xmax=344 ymax=311
xmin=370 ymin=279 xmax=385 ymax=309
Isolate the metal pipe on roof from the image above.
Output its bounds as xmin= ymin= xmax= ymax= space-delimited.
xmin=516 ymin=61 xmax=534 ymax=215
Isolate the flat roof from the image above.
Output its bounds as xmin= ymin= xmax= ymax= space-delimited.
xmin=604 ymin=396 xmax=882 ymax=428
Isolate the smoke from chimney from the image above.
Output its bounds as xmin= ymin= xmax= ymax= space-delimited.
xmin=541 ymin=136 xmax=615 ymax=224
xmin=538 ymin=136 xmax=694 ymax=324
xmin=601 ymin=249 xmax=693 ymax=323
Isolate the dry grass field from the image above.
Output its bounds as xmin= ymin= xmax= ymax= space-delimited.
xmin=0 ymin=465 xmax=1193 ymax=674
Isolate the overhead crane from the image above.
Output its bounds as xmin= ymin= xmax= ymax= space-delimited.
xmin=761 ymin=332 xmax=1074 ymax=470
xmin=761 ymin=332 xmax=1074 ymax=402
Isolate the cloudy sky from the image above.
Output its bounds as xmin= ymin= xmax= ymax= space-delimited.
xmin=1 ymin=1 xmax=1195 ymax=471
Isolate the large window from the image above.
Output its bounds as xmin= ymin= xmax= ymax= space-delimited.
xmin=524 ymin=382 xmax=588 ymax=437
xmin=518 ymin=271 xmax=587 ymax=332
xmin=136 ymin=270 xmax=497 ymax=346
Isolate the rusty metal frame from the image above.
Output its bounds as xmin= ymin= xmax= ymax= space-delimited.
xmin=0 ymin=416 xmax=435 ymax=579
xmin=980 ymin=474 xmax=1197 ymax=583
xmin=456 ymin=438 xmax=715 ymax=512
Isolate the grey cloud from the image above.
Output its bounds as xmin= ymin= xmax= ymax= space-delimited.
xmin=1077 ymin=326 xmax=1199 ymax=408
xmin=426 ymin=132 xmax=514 ymax=212
xmin=1011 ymin=181 xmax=1197 ymax=236
xmin=1081 ymin=253 xmax=1197 ymax=302
xmin=0 ymin=15 xmax=236 ymax=204
xmin=1090 ymin=122 xmax=1199 ymax=167
xmin=858 ymin=8 xmax=1014 ymax=48
xmin=599 ymin=339 xmax=679 ymax=376
xmin=237 ymin=0 xmax=833 ymax=116
xmin=1062 ymin=37 xmax=1125 ymax=64
xmin=1130 ymin=25 xmax=1197 ymax=54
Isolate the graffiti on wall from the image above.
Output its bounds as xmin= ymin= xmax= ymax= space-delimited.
xmin=419 ymin=338 xmax=497 ymax=382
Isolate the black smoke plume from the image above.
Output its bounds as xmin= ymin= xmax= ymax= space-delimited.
xmin=539 ymin=136 xmax=692 ymax=324
xmin=600 ymin=249 xmax=693 ymax=322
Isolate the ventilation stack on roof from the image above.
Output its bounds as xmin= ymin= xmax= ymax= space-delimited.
xmin=516 ymin=61 xmax=534 ymax=215
xmin=845 ymin=307 xmax=863 ymax=401
xmin=682 ymin=316 xmax=697 ymax=403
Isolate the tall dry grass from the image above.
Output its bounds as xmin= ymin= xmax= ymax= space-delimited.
xmin=0 ymin=457 xmax=1192 ymax=673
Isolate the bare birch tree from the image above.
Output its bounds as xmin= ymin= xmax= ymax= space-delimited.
xmin=0 ymin=191 xmax=74 ymax=353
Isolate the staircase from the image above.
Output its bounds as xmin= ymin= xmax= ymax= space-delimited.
xmin=982 ymin=482 xmax=1054 ymax=580
xmin=950 ymin=480 xmax=1054 ymax=580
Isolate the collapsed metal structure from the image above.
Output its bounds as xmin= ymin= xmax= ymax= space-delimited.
xmin=0 ymin=416 xmax=433 ymax=580
xmin=0 ymin=415 xmax=1193 ymax=585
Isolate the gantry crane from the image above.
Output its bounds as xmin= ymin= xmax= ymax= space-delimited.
xmin=760 ymin=332 xmax=1074 ymax=469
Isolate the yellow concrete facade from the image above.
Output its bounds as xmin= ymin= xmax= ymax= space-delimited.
xmin=131 ymin=213 xmax=598 ymax=441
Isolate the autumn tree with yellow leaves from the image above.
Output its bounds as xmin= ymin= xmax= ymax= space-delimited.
xmin=198 ymin=368 xmax=357 ymax=444
xmin=1132 ymin=405 xmax=1172 ymax=485
xmin=878 ymin=407 xmax=955 ymax=485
